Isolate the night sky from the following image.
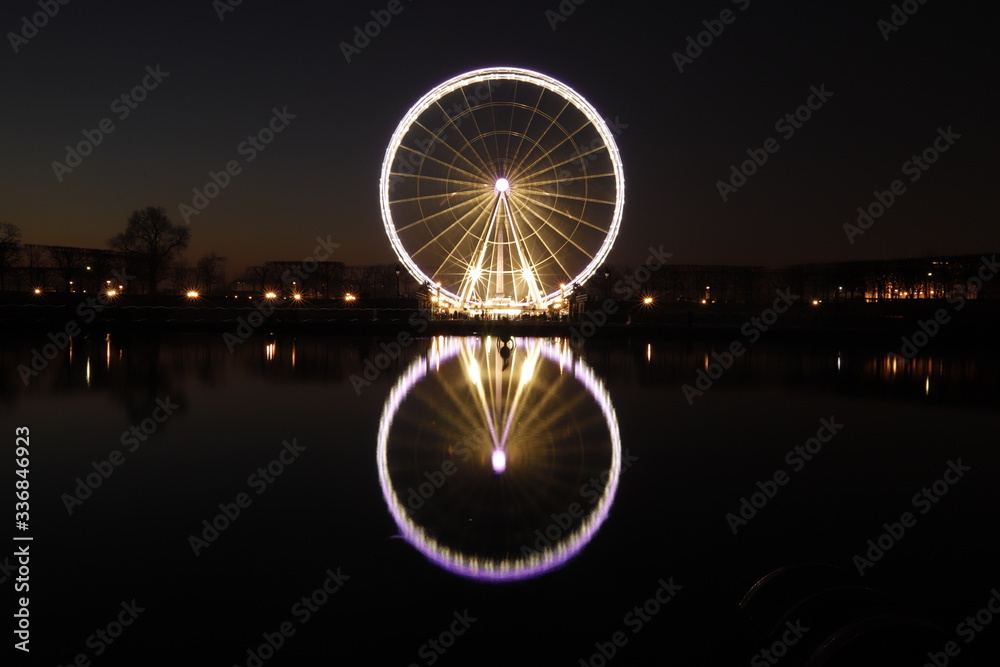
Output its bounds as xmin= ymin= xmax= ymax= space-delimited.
xmin=2 ymin=0 xmax=994 ymax=276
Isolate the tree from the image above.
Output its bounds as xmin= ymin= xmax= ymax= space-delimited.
xmin=23 ymin=244 xmax=50 ymax=289
xmin=47 ymin=245 xmax=87 ymax=292
xmin=196 ymin=252 xmax=226 ymax=294
xmin=108 ymin=207 xmax=191 ymax=294
xmin=0 ymin=222 xmax=22 ymax=291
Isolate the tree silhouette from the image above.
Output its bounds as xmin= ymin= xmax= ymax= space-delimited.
xmin=196 ymin=252 xmax=226 ymax=294
xmin=108 ymin=207 xmax=191 ymax=294
xmin=0 ymin=222 xmax=22 ymax=291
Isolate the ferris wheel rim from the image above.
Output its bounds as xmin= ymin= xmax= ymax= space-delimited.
xmin=379 ymin=66 xmax=625 ymax=307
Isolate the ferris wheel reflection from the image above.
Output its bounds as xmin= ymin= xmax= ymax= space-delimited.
xmin=377 ymin=336 xmax=622 ymax=581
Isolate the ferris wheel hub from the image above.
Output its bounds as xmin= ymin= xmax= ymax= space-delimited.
xmin=494 ymin=178 xmax=510 ymax=193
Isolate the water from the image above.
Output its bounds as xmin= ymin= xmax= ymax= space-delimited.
xmin=3 ymin=332 xmax=998 ymax=664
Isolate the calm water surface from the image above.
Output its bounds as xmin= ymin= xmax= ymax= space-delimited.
xmin=3 ymin=332 xmax=998 ymax=664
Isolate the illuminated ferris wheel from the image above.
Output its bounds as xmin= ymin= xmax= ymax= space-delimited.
xmin=379 ymin=67 xmax=625 ymax=311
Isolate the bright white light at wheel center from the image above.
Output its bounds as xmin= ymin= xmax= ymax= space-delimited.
xmin=495 ymin=178 xmax=510 ymax=193
xmin=491 ymin=449 xmax=507 ymax=474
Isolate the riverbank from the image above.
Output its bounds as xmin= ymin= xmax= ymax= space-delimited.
xmin=3 ymin=292 xmax=999 ymax=346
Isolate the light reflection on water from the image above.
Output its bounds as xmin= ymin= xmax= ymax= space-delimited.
xmin=376 ymin=336 xmax=621 ymax=581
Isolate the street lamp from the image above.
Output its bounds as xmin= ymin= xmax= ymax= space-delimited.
xmin=395 ymin=264 xmax=401 ymax=298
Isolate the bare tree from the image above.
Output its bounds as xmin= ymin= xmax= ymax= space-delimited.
xmin=23 ymin=244 xmax=50 ymax=289
xmin=47 ymin=246 xmax=87 ymax=292
xmin=0 ymin=222 xmax=22 ymax=291
xmin=108 ymin=207 xmax=191 ymax=294
xmin=170 ymin=260 xmax=194 ymax=294
xmin=196 ymin=252 xmax=226 ymax=294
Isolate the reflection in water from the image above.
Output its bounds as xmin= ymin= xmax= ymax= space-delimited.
xmin=377 ymin=336 xmax=621 ymax=582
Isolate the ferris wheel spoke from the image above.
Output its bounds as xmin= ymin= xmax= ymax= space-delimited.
xmin=510 ymin=119 xmax=605 ymax=184
xmin=394 ymin=192 xmax=491 ymax=233
xmin=506 ymin=97 xmax=572 ymax=182
xmin=512 ymin=194 xmax=594 ymax=261
xmin=453 ymin=90 xmax=498 ymax=179
xmin=513 ymin=186 xmax=617 ymax=207
xmin=505 ymin=87 xmax=547 ymax=174
xmin=458 ymin=196 xmax=503 ymax=303
xmin=398 ymin=133 xmax=489 ymax=184
xmin=506 ymin=195 xmax=574 ymax=287
xmin=520 ymin=172 xmax=618 ymax=187
xmin=428 ymin=101 xmax=493 ymax=180
xmin=499 ymin=194 xmax=544 ymax=303
xmin=516 ymin=143 xmax=610 ymax=185
xmin=487 ymin=86 xmax=504 ymax=176
xmin=390 ymin=187 xmax=488 ymax=206
xmin=514 ymin=191 xmax=609 ymax=236
xmin=428 ymin=202 xmax=495 ymax=280
xmin=389 ymin=171 xmax=487 ymax=191
xmin=502 ymin=82 xmax=519 ymax=167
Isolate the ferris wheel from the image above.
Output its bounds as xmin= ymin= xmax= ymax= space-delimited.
xmin=379 ymin=67 xmax=625 ymax=310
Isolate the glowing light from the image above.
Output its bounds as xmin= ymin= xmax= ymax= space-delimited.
xmin=265 ymin=292 xmax=277 ymax=299
xmin=812 ymin=299 xmax=820 ymax=306
xmin=186 ymin=291 xmax=200 ymax=298
xmin=344 ymin=293 xmax=356 ymax=301
xmin=491 ymin=449 xmax=507 ymax=474
xmin=106 ymin=290 xmax=117 ymax=297
xmin=376 ymin=337 xmax=621 ymax=582
xmin=292 ymin=293 xmax=302 ymax=300
xmin=643 ymin=297 xmax=653 ymax=305
xmin=701 ymin=299 xmax=707 ymax=304
xmin=33 ymin=288 xmax=41 ymax=294
xmin=379 ymin=67 xmax=625 ymax=311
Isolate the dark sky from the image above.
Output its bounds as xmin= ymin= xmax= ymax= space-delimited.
xmin=2 ymin=0 xmax=994 ymax=276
